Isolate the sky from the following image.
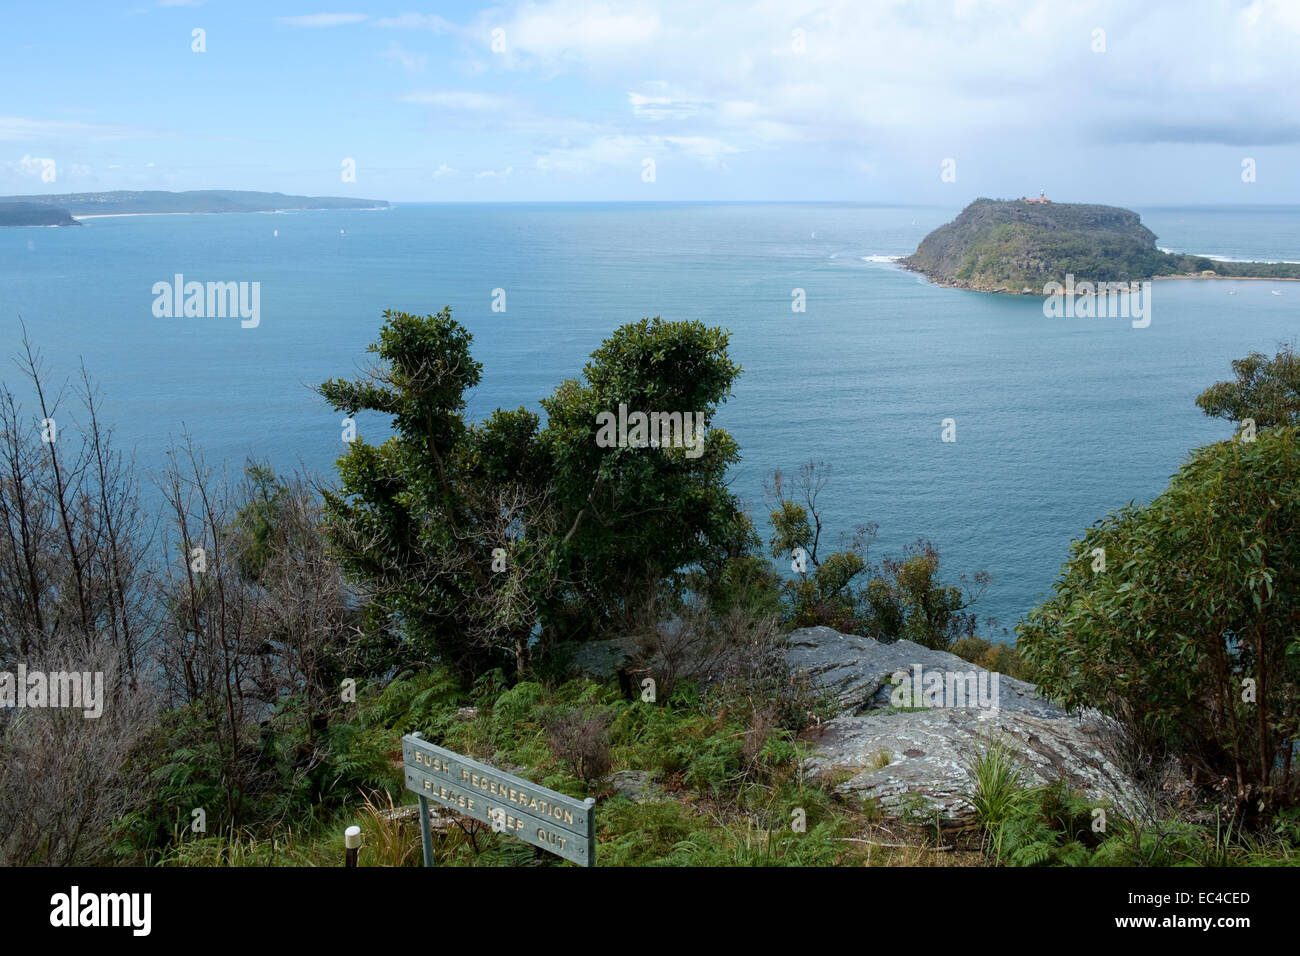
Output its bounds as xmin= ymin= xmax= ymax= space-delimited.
xmin=2 ymin=0 xmax=1298 ymax=204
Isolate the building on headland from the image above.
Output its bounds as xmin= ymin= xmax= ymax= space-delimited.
xmin=1024 ymin=189 xmax=1051 ymax=204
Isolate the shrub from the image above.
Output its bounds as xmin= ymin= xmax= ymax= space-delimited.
xmin=763 ymin=463 xmax=989 ymax=648
xmin=1195 ymin=344 xmax=1300 ymax=428
xmin=951 ymin=636 xmax=1030 ymax=681
xmin=545 ymin=708 xmax=612 ymax=786
xmin=1018 ymin=426 xmax=1300 ymax=820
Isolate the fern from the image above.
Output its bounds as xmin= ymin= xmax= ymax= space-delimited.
xmin=362 ymin=667 xmax=463 ymax=737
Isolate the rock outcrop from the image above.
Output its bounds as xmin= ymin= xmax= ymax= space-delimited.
xmin=788 ymin=626 xmax=1139 ymax=822
xmin=787 ymin=625 xmax=1063 ymax=717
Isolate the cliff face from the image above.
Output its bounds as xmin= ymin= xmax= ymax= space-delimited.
xmin=902 ymin=198 xmax=1175 ymax=292
xmin=0 ymin=202 xmax=81 ymax=227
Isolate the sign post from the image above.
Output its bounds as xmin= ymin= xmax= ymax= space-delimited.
xmin=404 ymin=732 xmax=596 ymax=867
xmin=417 ymin=792 xmax=434 ymax=867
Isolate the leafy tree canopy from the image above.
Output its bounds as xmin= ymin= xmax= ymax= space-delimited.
xmin=1017 ymin=425 xmax=1300 ymax=816
xmin=317 ymin=309 xmax=747 ymax=674
xmin=1195 ymin=344 xmax=1300 ymax=429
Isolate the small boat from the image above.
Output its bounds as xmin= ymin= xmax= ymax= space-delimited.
xmin=273 ymin=229 xmax=278 ymax=237
xmin=1272 ymin=290 xmax=1282 ymax=295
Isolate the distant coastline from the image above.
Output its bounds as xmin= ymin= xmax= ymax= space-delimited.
xmin=73 ymin=205 xmax=392 ymax=221
xmin=0 ymin=201 xmax=81 ymax=228
xmin=0 ymin=189 xmax=389 ymax=227
xmin=1150 ymin=273 xmax=1300 ymax=282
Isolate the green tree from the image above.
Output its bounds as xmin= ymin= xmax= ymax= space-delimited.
xmin=536 ymin=317 xmax=745 ymax=640
xmin=765 ymin=461 xmax=986 ymax=647
xmin=318 ymin=309 xmax=497 ymax=673
xmin=765 ymin=462 xmax=874 ymax=633
xmin=1017 ymin=425 xmax=1300 ymax=818
xmin=1196 ymin=344 xmax=1300 ymax=429
xmin=318 ymin=309 xmax=747 ymax=674
xmin=864 ymin=539 xmax=987 ymax=651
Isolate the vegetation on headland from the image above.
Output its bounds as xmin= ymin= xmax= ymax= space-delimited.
xmin=903 ymin=198 xmax=1300 ymax=292
xmin=1 ymin=314 xmax=1297 ymax=867
xmin=0 ymin=189 xmax=389 ymax=220
xmin=0 ymin=201 xmax=81 ymax=227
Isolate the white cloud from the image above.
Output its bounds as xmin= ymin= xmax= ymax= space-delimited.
xmin=475 ymin=165 xmax=514 ymax=178
xmin=432 ymin=164 xmax=457 ymax=177
xmin=398 ymin=90 xmax=512 ymax=111
xmin=0 ymin=116 xmax=143 ymax=142
xmin=534 ymin=133 xmax=739 ymax=174
xmin=476 ymin=0 xmax=1300 ymax=154
xmin=376 ymin=12 xmax=456 ymax=32
xmin=276 ymin=13 xmax=367 ymax=28
xmin=7 ymin=154 xmax=56 ymax=178
xmin=484 ymin=1 xmax=661 ymax=69
xmin=627 ymin=91 xmax=705 ymax=120
xmin=3 ymin=155 xmax=91 ymax=182
xmin=381 ymin=41 xmax=426 ymax=72
xmin=662 ymin=136 xmax=738 ymax=166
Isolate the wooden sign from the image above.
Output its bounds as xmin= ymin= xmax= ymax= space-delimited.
xmin=402 ymin=733 xmax=596 ymax=867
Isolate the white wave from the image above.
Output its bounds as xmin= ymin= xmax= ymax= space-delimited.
xmin=861 ymin=254 xmax=903 ymax=263
xmin=1160 ymin=246 xmax=1300 ymax=264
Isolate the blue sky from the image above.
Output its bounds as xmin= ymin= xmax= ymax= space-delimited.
xmin=3 ymin=0 xmax=1298 ymax=203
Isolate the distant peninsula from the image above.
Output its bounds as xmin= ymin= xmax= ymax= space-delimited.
xmin=0 ymin=189 xmax=389 ymax=226
xmin=902 ymin=196 xmax=1300 ymax=293
xmin=0 ymin=201 xmax=81 ymax=227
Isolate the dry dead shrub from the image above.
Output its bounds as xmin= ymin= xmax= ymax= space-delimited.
xmin=742 ymin=704 xmax=778 ymax=768
xmin=0 ymin=644 xmax=155 ymax=865
xmin=545 ymin=708 xmax=612 ymax=786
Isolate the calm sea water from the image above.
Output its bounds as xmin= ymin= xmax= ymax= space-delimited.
xmin=2 ymin=202 xmax=1297 ymax=635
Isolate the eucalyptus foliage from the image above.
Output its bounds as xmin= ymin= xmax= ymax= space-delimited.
xmin=1018 ymin=426 xmax=1300 ymax=815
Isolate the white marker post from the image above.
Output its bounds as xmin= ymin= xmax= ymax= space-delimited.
xmin=344 ymin=825 xmax=361 ymax=868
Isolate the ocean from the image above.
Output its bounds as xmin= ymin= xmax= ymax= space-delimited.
xmin=2 ymin=202 xmax=1297 ymax=635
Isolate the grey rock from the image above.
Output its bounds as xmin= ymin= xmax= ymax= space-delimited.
xmin=609 ymin=770 xmax=662 ymax=804
xmin=557 ymin=617 xmax=690 ymax=679
xmin=786 ymin=626 xmax=888 ymax=712
xmin=788 ymin=625 xmax=1139 ymax=822
xmin=804 ymin=707 xmax=1137 ymax=822
xmin=561 ymin=635 xmax=651 ymax=678
xmin=787 ymin=625 xmax=1065 ymax=717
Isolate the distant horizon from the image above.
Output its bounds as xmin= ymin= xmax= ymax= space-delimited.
xmin=8 ymin=188 xmax=1300 ymax=211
